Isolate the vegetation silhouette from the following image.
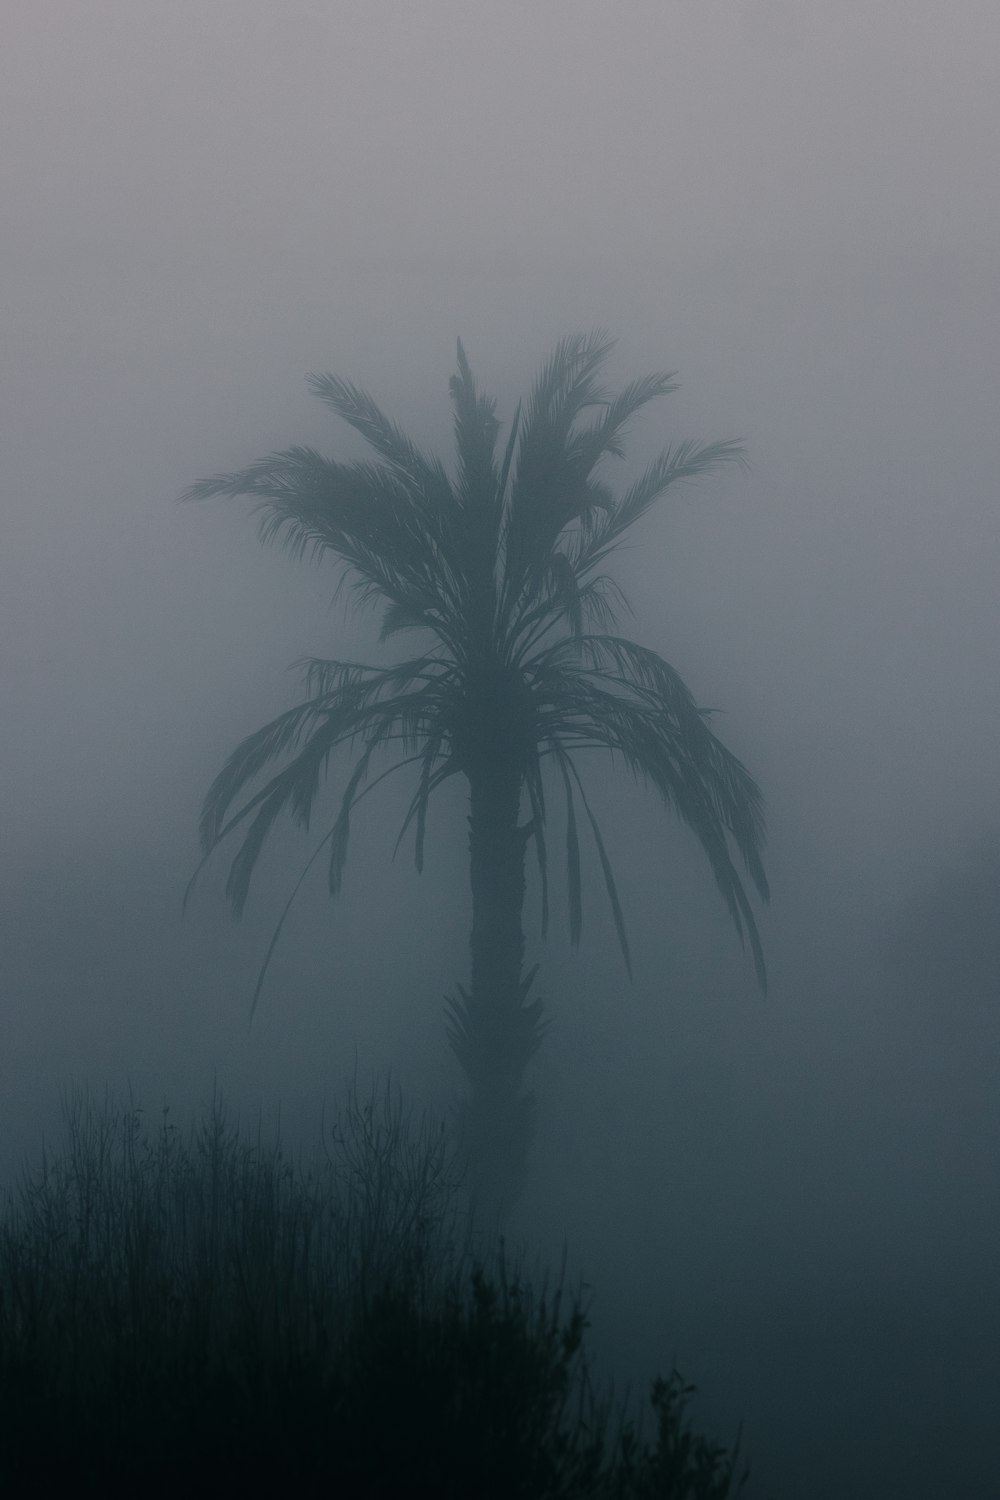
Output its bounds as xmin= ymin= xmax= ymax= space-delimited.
xmin=184 ymin=333 xmax=768 ymax=1212
xmin=0 ymin=1080 xmax=754 ymax=1496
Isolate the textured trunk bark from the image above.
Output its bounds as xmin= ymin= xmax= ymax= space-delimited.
xmin=468 ymin=760 xmax=525 ymax=1054
xmin=449 ymin=754 xmax=540 ymax=1221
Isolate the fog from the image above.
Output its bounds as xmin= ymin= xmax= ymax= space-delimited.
xmin=3 ymin=2 xmax=999 ymax=1493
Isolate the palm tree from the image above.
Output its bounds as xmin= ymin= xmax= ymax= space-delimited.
xmin=184 ymin=332 xmax=768 ymax=1215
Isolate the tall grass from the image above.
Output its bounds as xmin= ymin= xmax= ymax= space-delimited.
xmin=0 ymin=1078 xmax=751 ymax=1496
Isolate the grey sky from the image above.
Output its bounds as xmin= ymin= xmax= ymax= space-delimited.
xmin=2 ymin=5 xmax=999 ymax=1495
xmin=5 ymin=1 xmax=999 ymax=874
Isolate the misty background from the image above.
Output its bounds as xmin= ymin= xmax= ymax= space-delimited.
xmin=2 ymin=3 xmax=998 ymax=1494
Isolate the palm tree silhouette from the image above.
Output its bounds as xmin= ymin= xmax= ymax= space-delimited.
xmin=185 ymin=332 xmax=768 ymax=1214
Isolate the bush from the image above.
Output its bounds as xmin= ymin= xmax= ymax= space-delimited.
xmin=0 ymin=1079 xmax=750 ymax=1496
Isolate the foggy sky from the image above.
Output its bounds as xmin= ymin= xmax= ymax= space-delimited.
xmin=3 ymin=5 xmax=999 ymax=1496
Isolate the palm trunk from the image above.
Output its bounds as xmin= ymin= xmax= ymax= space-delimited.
xmin=446 ymin=754 xmax=543 ymax=1221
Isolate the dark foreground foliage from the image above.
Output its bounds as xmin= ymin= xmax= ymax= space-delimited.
xmin=0 ymin=1081 xmax=750 ymax=1497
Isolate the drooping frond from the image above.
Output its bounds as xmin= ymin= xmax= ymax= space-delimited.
xmin=577 ymin=438 xmax=747 ymax=575
xmin=194 ymin=655 xmax=468 ymax=922
xmin=569 ymin=371 xmax=679 ymax=468
xmin=561 ymin=754 xmax=632 ymax=977
xmin=327 ymin=744 xmax=376 ymax=897
xmin=199 ymin=657 xmax=443 ymax=853
xmin=293 ymin=652 xmax=449 ymax=704
xmin=378 ymin=599 xmax=434 ymax=642
xmin=534 ymin=666 xmax=767 ymax=986
xmin=522 ymin=778 xmax=550 ymax=940
xmin=393 ymin=734 xmax=457 ymax=873
xmin=224 ymin=760 xmax=311 ymax=917
xmin=554 ymin=749 xmax=583 ymax=947
xmin=247 ymin=750 xmax=425 ymax=1025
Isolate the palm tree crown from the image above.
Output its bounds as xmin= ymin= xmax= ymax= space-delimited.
xmin=185 ymin=332 xmax=768 ymax=1209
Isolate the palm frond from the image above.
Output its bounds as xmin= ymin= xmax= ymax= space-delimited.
xmin=307 ymin=373 xmax=453 ymax=504
xmin=225 ymin=767 xmax=302 ymax=917
xmin=245 ymin=751 xmax=427 ymax=1025
xmin=533 ymin=665 xmax=767 ymax=984
xmin=187 ymin=446 xmax=466 ymax=642
xmin=204 ymin=676 xmax=460 ymax=915
xmin=392 ymin=738 xmax=457 ymax=872
xmin=293 ymin=652 xmax=449 ymax=703
xmin=579 ymin=635 xmax=706 ymax=711
xmin=450 ymin=339 xmax=500 ymax=508
xmin=199 ymin=663 xmax=426 ymax=853
xmin=327 ymin=745 xmax=376 ymax=896
xmin=570 ymin=372 xmax=679 ymax=468
xmin=501 ymin=334 xmax=619 ymax=617
xmin=523 ymin=779 xmax=550 ymax=940
xmin=496 ymin=400 xmax=521 ymax=508
xmin=554 ymin=750 xmax=583 ymax=947
xmin=522 ymin=330 xmax=616 ymax=436
xmin=578 ymin=574 xmax=631 ymax=631
xmin=562 ymin=755 xmax=632 ymax=978
xmin=543 ymin=552 xmax=584 ymax=640
xmin=378 ymin=600 xmax=433 ymax=642
xmin=578 ymin=438 xmax=747 ymax=575
xmin=199 ymin=700 xmax=331 ymax=854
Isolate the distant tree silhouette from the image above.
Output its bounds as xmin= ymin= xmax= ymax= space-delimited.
xmin=185 ymin=332 xmax=768 ymax=1215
